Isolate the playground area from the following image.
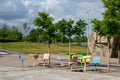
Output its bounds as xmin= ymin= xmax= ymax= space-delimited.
xmin=0 ymin=49 xmax=120 ymax=80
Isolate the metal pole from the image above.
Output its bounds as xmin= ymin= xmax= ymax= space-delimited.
xmin=85 ymin=8 xmax=90 ymax=54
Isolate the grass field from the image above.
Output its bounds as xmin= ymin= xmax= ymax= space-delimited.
xmin=0 ymin=42 xmax=87 ymax=54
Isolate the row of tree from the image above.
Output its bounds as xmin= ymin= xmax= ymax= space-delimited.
xmin=0 ymin=14 xmax=87 ymax=44
xmin=33 ymin=12 xmax=88 ymax=64
xmin=0 ymin=24 xmax=22 ymax=42
xmin=33 ymin=12 xmax=87 ymax=54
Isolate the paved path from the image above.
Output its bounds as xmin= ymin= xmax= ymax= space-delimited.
xmin=0 ymin=49 xmax=120 ymax=80
xmin=0 ymin=67 xmax=120 ymax=80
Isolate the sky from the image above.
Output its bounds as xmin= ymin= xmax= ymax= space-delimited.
xmin=0 ymin=0 xmax=104 ymax=34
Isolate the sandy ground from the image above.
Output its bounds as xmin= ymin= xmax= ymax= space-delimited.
xmin=0 ymin=49 xmax=120 ymax=80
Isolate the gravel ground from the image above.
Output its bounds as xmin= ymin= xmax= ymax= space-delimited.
xmin=0 ymin=49 xmax=120 ymax=80
xmin=0 ymin=66 xmax=120 ymax=80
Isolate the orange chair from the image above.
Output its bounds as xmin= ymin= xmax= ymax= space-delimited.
xmin=28 ymin=54 xmax=39 ymax=67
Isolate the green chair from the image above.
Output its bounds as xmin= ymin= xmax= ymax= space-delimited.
xmin=78 ymin=53 xmax=86 ymax=67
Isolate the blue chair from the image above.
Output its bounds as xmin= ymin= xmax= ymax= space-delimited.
xmin=18 ymin=54 xmax=27 ymax=67
xmin=90 ymin=56 xmax=101 ymax=72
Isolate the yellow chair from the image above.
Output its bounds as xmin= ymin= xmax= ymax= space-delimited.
xmin=66 ymin=52 xmax=76 ymax=62
xmin=82 ymin=55 xmax=91 ymax=71
xmin=82 ymin=56 xmax=91 ymax=63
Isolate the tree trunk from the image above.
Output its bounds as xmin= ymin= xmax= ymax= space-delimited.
xmin=107 ymin=39 xmax=110 ymax=72
xmin=48 ymin=41 xmax=50 ymax=64
xmin=111 ymin=37 xmax=118 ymax=58
xmin=69 ymin=38 xmax=71 ymax=62
xmin=79 ymin=36 xmax=81 ymax=46
xmin=118 ymin=37 xmax=120 ymax=64
xmin=118 ymin=48 xmax=120 ymax=64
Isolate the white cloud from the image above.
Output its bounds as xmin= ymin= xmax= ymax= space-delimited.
xmin=0 ymin=0 xmax=104 ymax=33
xmin=0 ymin=0 xmax=28 ymax=20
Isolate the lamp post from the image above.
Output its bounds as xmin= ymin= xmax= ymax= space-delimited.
xmin=85 ymin=8 xmax=90 ymax=54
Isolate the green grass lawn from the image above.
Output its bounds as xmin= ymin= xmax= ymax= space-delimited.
xmin=0 ymin=42 xmax=87 ymax=54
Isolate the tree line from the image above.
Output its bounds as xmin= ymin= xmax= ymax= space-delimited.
xmin=0 ymin=13 xmax=87 ymax=44
xmin=0 ymin=24 xmax=22 ymax=42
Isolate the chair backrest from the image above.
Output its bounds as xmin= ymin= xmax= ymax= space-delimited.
xmin=72 ymin=56 xmax=78 ymax=62
xmin=92 ymin=56 xmax=101 ymax=64
xmin=43 ymin=53 xmax=50 ymax=60
xmin=34 ymin=54 xmax=39 ymax=60
xmin=18 ymin=54 xmax=22 ymax=60
xmin=79 ymin=53 xmax=86 ymax=59
xmin=82 ymin=55 xmax=91 ymax=63
xmin=57 ymin=53 xmax=66 ymax=60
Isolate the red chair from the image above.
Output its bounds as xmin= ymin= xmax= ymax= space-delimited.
xmin=67 ymin=56 xmax=78 ymax=70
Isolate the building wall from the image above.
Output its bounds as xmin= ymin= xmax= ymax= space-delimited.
xmin=88 ymin=32 xmax=113 ymax=57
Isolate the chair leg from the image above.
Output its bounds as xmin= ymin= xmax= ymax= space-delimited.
xmin=43 ymin=59 xmax=45 ymax=67
xmin=80 ymin=59 xmax=83 ymax=67
xmin=70 ymin=64 xmax=73 ymax=71
xmin=32 ymin=60 xmax=35 ymax=67
xmin=80 ymin=62 xmax=82 ymax=67
xmin=83 ymin=62 xmax=86 ymax=71
xmin=21 ymin=60 xmax=24 ymax=67
xmin=94 ymin=64 xmax=96 ymax=73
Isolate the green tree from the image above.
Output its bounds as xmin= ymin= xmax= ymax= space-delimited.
xmin=74 ymin=19 xmax=87 ymax=45
xmin=55 ymin=19 xmax=67 ymax=43
xmin=56 ymin=18 xmax=74 ymax=60
xmin=27 ymin=28 xmax=42 ymax=42
xmin=8 ymin=26 xmax=23 ymax=41
xmin=23 ymin=22 xmax=30 ymax=41
xmin=23 ymin=22 xmax=30 ymax=35
xmin=34 ymin=12 xmax=56 ymax=64
xmin=91 ymin=0 xmax=120 ymax=71
xmin=66 ymin=19 xmax=74 ymax=56
xmin=0 ymin=24 xmax=9 ymax=40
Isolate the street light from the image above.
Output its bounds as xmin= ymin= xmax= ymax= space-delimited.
xmin=85 ymin=8 xmax=90 ymax=54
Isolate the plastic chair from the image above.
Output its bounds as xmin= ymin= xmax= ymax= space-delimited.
xmin=82 ymin=55 xmax=91 ymax=71
xmin=82 ymin=55 xmax=91 ymax=63
xmin=67 ymin=56 xmax=78 ymax=70
xmin=57 ymin=53 xmax=67 ymax=66
xmin=57 ymin=53 xmax=66 ymax=60
xmin=28 ymin=54 xmax=40 ymax=67
xmin=18 ymin=54 xmax=27 ymax=67
xmin=78 ymin=53 xmax=86 ymax=67
xmin=43 ymin=53 xmax=50 ymax=67
xmin=90 ymin=56 xmax=101 ymax=72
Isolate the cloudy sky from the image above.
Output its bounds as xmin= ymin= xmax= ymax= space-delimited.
xmin=0 ymin=0 xmax=104 ymax=34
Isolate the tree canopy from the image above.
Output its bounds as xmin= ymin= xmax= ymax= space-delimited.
xmin=34 ymin=12 xmax=56 ymax=54
xmin=92 ymin=0 xmax=120 ymax=38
